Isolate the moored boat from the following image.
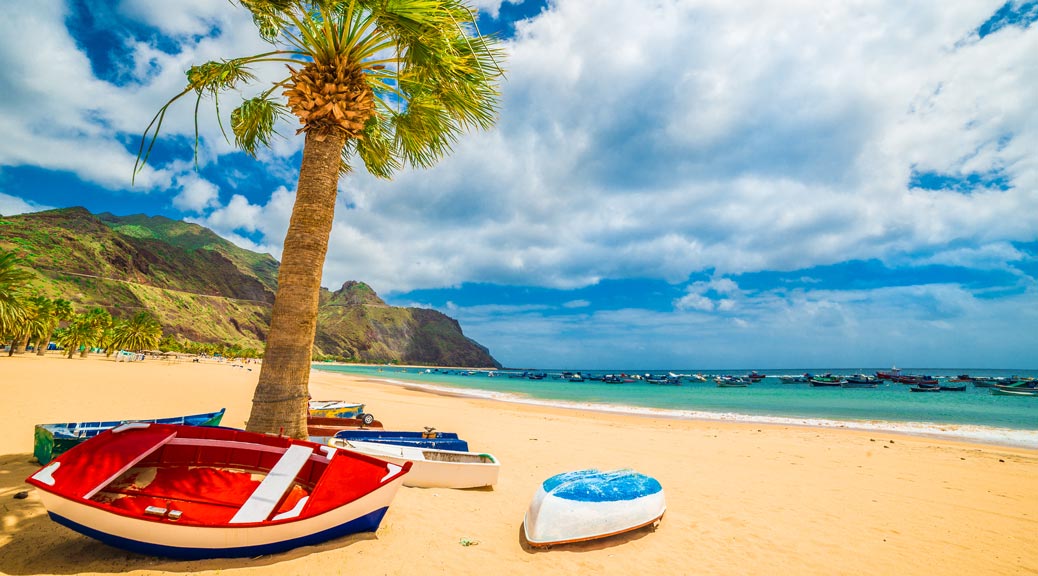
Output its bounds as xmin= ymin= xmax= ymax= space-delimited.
xmin=523 ymin=469 xmax=665 ymax=548
xmin=990 ymin=381 xmax=1038 ymax=397
xmin=331 ymin=428 xmax=469 ymax=451
xmin=991 ymin=387 xmax=1038 ymax=397
xmin=809 ymin=374 xmax=845 ymax=387
xmin=330 ymin=439 xmax=499 ymax=489
xmin=716 ymin=376 xmax=750 ymax=387
xmin=33 ymin=408 xmax=226 ymax=465
xmin=910 ymin=385 xmax=941 ymax=392
xmin=26 ymin=423 xmax=410 ymax=558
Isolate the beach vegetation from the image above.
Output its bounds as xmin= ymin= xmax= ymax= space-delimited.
xmin=137 ymin=0 xmax=504 ymax=437
xmin=0 ymin=249 xmax=36 ymax=348
xmin=110 ymin=311 xmax=164 ymax=352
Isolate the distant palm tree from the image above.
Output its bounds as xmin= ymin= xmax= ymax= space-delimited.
xmin=113 ymin=311 xmax=164 ymax=352
xmin=56 ymin=314 xmax=97 ymax=359
xmin=36 ymin=298 xmax=73 ymax=356
xmin=0 ymin=249 xmax=35 ymax=347
xmin=138 ymin=0 xmax=503 ymax=437
xmin=9 ymin=294 xmax=53 ymax=356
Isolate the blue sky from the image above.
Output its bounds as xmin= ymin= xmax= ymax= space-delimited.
xmin=1 ymin=1 xmax=1036 ymax=369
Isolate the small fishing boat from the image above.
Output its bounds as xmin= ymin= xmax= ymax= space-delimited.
xmin=308 ymin=400 xmax=375 ymax=424
xmin=523 ymin=469 xmax=665 ymax=548
xmin=330 ymin=439 xmax=499 ymax=489
xmin=991 ymin=387 xmax=1038 ymax=397
xmin=910 ymin=385 xmax=941 ymax=392
xmin=809 ymin=374 xmax=845 ymax=387
xmin=33 ymin=408 xmax=226 ymax=465
xmin=990 ymin=381 xmax=1038 ymax=397
xmin=938 ymin=384 xmax=968 ymax=392
xmin=331 ymin=428 xmax=469 ymax=452
xmin=778 ymin=374 xmax=811 ymax=383
xmin=26 ymin=423 xmax=410 ymax=559
xmin=715 ymin=376 xmax=750 ymax=387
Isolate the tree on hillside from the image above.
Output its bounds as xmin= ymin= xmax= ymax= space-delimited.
xmin=138 ymin=0 xmax=503 ymax=437
xmin=0 ymin=249 xmax=34 ymax=348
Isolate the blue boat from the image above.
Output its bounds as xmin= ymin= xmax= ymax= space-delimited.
xmin=523 ymin=469 xmax=666 ymax=547
xmin=33 ymin=408 xmax=226 ymax=465
xmin=331 ymin=428 xmax=469 ymax=452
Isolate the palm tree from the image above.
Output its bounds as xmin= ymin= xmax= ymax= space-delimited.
xmin=79 ymin=308 xmax=113 ymax=357
xmin=11 ymin=294 xmax=53 ymax=356
xmin=56 ymin=313 xmax=96 ymax=359
xmin=0 ymin=250 xmax=35 ymax=348
xmin=36 ymin=298 xmax=73 ymax=356
xmin=138 ymin=0 xmax=503 ymax=437
xmin=112 ymin=311 xmax=164 ymax=352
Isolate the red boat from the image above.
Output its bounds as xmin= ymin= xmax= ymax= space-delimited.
xmin=26 ymin=423 xmax=410 ymax=558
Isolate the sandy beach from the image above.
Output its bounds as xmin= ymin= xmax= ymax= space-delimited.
xmin=1 ymin=354 xmax=1035 ymax=575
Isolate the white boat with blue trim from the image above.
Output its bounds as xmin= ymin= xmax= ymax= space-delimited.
xmin=523 ymin=468 xmax=666 ymax=547
xmin=330 ymin=438 xmax=500 ymax=489
xmin=25 ymin=422 xmax=410 ymax=559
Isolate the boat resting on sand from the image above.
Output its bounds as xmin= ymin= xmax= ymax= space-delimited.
xmin=26 ymin=423 xmax=410 ymax=559
xmin=308 ymin=400 xmax=375 ymax=424
xmin=330 ymin=439 xmax=500 ymax=489
xmin=33 ymin=408 xmax=226 ymax=465
xmin=331 ymin=429 xmax=469 ymax=452
xmin=523 ymin=469 xmax=665 ymax=548
xmin=307 ymin=416 xmax=383 ymax=443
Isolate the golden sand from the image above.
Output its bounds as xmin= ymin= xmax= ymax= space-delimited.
xmin=1 ymin=354 xmax=1035 ymax=575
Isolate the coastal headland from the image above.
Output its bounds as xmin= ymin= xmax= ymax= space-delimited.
xmin=1 ymin=355 xmax=1035 ymax=575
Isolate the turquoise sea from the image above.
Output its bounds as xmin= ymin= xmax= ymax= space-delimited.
xmin=313 ymin=365 xmax=1038 ymax=448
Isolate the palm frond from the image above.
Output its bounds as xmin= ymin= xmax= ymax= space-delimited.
xmin=232 ymin=96 xmax=290 ymax=157
xmin=355 ymin=116 xmax=401 ymax=178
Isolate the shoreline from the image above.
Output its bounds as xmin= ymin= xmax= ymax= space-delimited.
xmin=318 ymin=370 xmax=1038 ymax=450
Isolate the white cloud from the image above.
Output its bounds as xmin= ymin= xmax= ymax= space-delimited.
xmin=288 ymin=0 xmax=1037 ymax=294
xmin=0 ymin=192 xmax=51 ymax=216
xmin=1 ymin=0 xmax=1035 ymax=306
xmin=452 ymin=281 xmax=1038 ymax=369
xmin=172 ymin=173 xmax=220 ymax=212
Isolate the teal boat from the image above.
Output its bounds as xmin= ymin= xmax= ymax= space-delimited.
xmin=33 ymin=408 xmax=226 ymax=464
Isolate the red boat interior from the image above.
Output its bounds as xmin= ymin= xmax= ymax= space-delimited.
xmin=46 ymin=424 xmax=393 ymax=527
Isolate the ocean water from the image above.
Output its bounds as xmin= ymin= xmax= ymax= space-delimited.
xmin=312 ymin=365 xmax=1038 ymax=448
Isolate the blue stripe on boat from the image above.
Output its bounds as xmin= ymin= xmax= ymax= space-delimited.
xmin=542 ymin=469 xmax=662 ymax=502
xmin=47 ymin=507 xmax=389 ymax=559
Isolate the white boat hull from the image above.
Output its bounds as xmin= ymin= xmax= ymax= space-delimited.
xmin=331 ymin=439 xmax=499 ymax=489
xmin=523 ymin=469 xmax=665 ymax=547
xmin=35 ymin=480 xmax=401 ymax=558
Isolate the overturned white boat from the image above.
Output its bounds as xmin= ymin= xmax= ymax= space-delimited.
xmin=329 ymin=438 xmax=500 ymax=489
xmin=523 ymin=468 xmax=665 ymax=547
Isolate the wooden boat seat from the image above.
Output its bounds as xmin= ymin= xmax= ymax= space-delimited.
xmin=230 ymin=444 xmax=312 ymax=524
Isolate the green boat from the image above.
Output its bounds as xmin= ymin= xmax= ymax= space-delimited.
xmin=33 ymin=408 xmax=226 ymax=464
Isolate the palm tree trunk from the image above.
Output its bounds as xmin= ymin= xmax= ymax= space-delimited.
xmin=246 ymin=130 xmax=347 ymax=438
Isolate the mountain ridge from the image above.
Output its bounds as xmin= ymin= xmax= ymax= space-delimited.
xmin=0 ymin=207 xmax=500 ymax=368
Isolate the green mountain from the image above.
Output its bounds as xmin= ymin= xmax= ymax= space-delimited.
xmin=0 ymin=207 xmax=499 ymax=367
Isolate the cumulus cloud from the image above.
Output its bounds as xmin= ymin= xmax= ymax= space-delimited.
xmin=0 ymin=1 xmax=1035 ymax=369
xmin=0 ymin=192 xmax=52 ymax=217
xmin=294 ymin=0 xmax=1037 ymax=295
xmin=453 ymin=280 xmax=1038 ymax=368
